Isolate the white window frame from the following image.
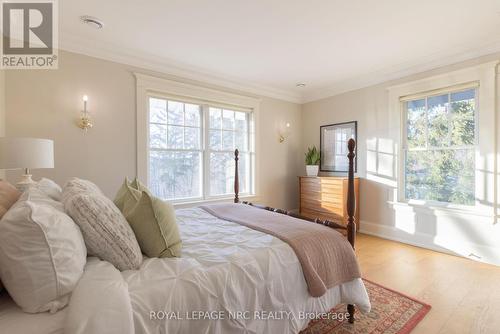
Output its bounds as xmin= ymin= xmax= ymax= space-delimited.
xmin=387 ymin=62 xmax=498 ymax=216
xmin=401 ymin=85 xmax=479 ymax=207
xmin=136 ymin=73 xmax=261 ymax=205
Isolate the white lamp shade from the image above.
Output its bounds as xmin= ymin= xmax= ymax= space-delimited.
xmin=0 ymin=137 xmax=54 ymax=170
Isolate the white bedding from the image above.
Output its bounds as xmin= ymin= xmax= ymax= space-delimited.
xmin=0 ymin=293 xmax=66 ymax=334
xmin=66 ymin=208 xmax=370 ymax=334
xmin=0 ymin=207 xmax=370 ymax=334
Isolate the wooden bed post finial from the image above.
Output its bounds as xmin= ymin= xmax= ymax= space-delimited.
xmin=234 ymin=149 xmax=239 ymax=203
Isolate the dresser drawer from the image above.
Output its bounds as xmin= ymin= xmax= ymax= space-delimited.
xmin=299 ymin=176 xmax=360 ymax=229
xmin=300 ymin=198 xmax=343 ymax=212
xmin=300 ymin=178 xmax=343 ymax=193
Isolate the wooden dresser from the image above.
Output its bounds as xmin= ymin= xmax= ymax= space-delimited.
xmin=299 ymin=176 xmax=360 ymax=228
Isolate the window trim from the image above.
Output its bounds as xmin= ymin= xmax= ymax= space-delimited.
xmin=136 ymin=73 xmax=261 ymax=205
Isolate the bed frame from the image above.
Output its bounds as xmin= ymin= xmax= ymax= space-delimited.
xmin=233 ymin=138 xmax=358 ymax=323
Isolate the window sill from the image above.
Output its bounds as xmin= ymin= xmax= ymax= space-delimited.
xmin=387 ymin=200 xmax=494 ymax=218
xmin=172 ymin=195 xmax=260 ymax=209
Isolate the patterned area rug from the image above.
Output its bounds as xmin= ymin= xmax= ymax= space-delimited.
xmin=301 ymin=279 xmax=431 ymax=334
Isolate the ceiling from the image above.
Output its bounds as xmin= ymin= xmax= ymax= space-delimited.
xmin=60 ymin=0 xmax=500 ymax=103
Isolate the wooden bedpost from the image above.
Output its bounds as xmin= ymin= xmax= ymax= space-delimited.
xmin=347 ymin=138 xmax=356 ymax=323
xmin=346 ymin=138 xmax=356 ymax=249
xmin=234 ymin=149 xmax=239 ymax=203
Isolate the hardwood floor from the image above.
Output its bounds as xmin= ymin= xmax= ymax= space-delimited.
xmin=356 ymin=233 xmax=500 ymax=334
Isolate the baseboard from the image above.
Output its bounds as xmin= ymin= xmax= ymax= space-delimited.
xmin=359 ymin=220 xmax=500 ymax=267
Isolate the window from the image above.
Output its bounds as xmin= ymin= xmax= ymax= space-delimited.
xmin=148 ymin=96 xmax=254 ymax=202
xmin=403 ymin=88 xmax=476 ymax=205
xmin=208 ymin=107 xmax=253 ymax=196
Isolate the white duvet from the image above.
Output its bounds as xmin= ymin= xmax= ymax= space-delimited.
xmin=65 ymin=208 xmax=371 ymax=334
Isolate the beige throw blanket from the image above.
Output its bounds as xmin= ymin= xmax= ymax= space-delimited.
xmin=201 ymin=203 xmax=361 ymax=297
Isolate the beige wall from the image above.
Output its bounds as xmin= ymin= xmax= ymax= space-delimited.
xmin=258 ymin=98 xmax=302 ymax=209
xmin=0 ymin=70 xmax=4 ymax=134
xmin=0 ymin=70 xmax=4 ymax=179
xmin=302 ymin=53 xmax=500 ymax=265
xmin=5 ymin=51 xmax=302 ymax=210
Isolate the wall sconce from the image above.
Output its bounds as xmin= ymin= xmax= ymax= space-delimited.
xmin=279 ymin=122 xmax=291 ymax=143
xmin=78 ymin=95 xmax=93 ymax=131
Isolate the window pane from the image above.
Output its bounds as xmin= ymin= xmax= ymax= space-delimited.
xmin=235 ymin=112 xmax=248 ymax=132
xmin=150 ymin=124 xmax=167 ymax=149
xmin=450 ymin=89 xmax=475 ymax=146
xmin=238 ymin=153 xmax=249 ymax=194
xmin=149 ymin=151 xmax=202 ymax=200
xmin=451 ymin=89 xmax=474 ymax=102
xmin=209 ymin=152 xmax=249 ymax=196
xmin=167 ymin=101 xmax=184 ymax=125
xmin=222 ymin=130 xmax=234 ymax=150
xmin=405 ymin=149 xmax=475 ymax=205
xmin=235 ymin=131 xmax=248 ymax=151
xmin=150 ymin=98 xmax=167 ymax=123
xmin=406 ymin=99 xmax=426 ymax=148
xmin=427 ymin=94 xmax=449 ymax=147
xmin=209 ymin=108 xmax=222 ymax=129
xmin=167 ymin=125 xmax=184 ymax=149
xmin=222 ymin=109 xmax=234 ymax=130
xmin=184 ymin=127 xmax=200 ymax=149
xmin=185 ymin=104 xmax=200 ymax=127
xmin=209 ymin=152 xmax=234 ymax=196
xmin=209 ymin=130 xmax=222 ymax=150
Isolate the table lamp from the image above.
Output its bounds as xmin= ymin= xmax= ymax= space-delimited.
xmin=0 ymin=137 xmax=54 ymax=191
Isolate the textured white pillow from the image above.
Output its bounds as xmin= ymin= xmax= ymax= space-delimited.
xmin=61 ymin=178 xmax=103 ymax=205
xmin=36 ymin=178 xmax=62 ymax=201
xmin=0 ymin=188 xmax=87 ymax=313
xmin=64 ymin=188 xmax=142 ymax=271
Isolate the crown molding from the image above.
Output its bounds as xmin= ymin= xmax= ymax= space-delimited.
xmin=302 ymin=38 xmax=500 ymax=103
xmin=59 ymin=33 xmax=303 ymax=104
xmin=60 ymin=33 xmax=500 ymax=105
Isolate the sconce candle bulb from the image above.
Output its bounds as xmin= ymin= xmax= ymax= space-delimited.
xmin=279 ymin=122 xmax=292 ymax=143
xmin=78 ymin=95 xmax=93 ymax=131
xmin=83 ymin=95 xmax=88 ymax=112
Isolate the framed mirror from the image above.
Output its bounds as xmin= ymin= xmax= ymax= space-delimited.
xmin=320 ymin=121 xmax=357 ymax=172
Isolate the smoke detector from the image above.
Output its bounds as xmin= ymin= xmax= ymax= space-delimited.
xmin=80 ymin=16 xmax=104 ymax=29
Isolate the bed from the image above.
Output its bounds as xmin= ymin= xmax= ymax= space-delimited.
xmin=0 ymin=139 xmax=370 ymax=334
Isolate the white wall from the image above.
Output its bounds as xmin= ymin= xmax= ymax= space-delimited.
xmin=4 ymin=51 xmax=302 ymax=210
xmin=302 ymin=53 xmax=500 ymax=266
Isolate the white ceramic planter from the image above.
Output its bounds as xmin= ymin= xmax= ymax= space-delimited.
xmin=306 ymin=165 xmax=319 ymax=176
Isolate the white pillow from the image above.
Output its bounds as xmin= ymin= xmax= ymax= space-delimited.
xmin=61 ymin=178 xmax=102 ymax=205
xmin=63 ymin=180 xmax=142 ymax=271
xmin=36 ymin=178 xmax=62 ymax=201
xmin=0 ymin=188 xmax=87 ymax=313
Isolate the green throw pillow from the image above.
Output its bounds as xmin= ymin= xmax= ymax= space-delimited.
xmin=114 ymin=178 xmax=151 ymax=211
xmin=130 ymin=178 xmax=151 ymax=195
xmin=115 ymin=179 xmax=182 ymax=258
xmin=114 ymin=178 xmax=131 ymax=211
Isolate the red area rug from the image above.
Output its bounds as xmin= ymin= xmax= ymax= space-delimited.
xmin=301 ymin=279 xmax=431 ymax=333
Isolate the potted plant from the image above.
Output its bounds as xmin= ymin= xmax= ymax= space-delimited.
xmin=304 ymin=146 xmax=320 ymax=176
